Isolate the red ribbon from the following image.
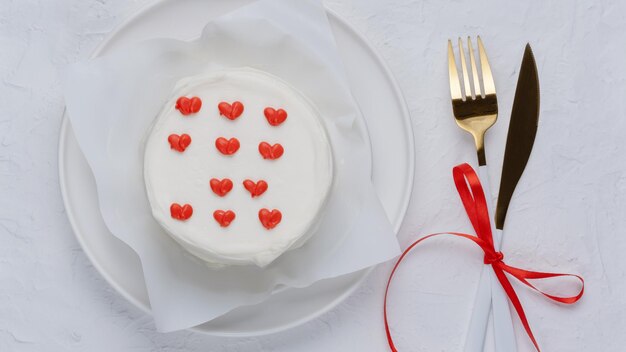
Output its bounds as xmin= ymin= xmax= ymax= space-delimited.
xmin=383 ymin=163 xmax=584 ymax=352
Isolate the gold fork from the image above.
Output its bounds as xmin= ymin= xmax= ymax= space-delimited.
xmin=448 ymin=37 xmax=517 ymax=352
xmin=447 ymin=36 xmax=497 ymax=166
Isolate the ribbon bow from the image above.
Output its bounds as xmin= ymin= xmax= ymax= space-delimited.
xmin=383 ymin=163 xmax=584 ymax=352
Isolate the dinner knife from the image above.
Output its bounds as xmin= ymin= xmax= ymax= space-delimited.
xmin=490 ymin=43 xmax=540 ymax=351
xmin=464 ymin=44 xmax=541 ymax=352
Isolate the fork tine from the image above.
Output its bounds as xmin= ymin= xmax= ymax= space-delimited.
xmin=447 ymin=40 xmax=462 ymax=100
xmin=468 ymin=37 xmax=481 ymax=97
xmin=477 ymin=36 xmax=496 ymax=96
xmin=458 ymin=38 xmax=472 ymax=100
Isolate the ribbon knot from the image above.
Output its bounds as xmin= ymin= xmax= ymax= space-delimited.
xmin=484 ymin=251 xmax=504 ymax=265
xmin=383 ymin=163 xmax=584 ymax=352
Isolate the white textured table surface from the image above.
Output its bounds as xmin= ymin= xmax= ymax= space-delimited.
xmin=2 ymin=0 xmax=625 ymax=351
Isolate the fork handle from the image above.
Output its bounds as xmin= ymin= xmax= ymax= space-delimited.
xmin=463 ymin=166 xmax=517 ymax=352
xmin=463 ymin=259 xmax=492 ymax=352
xmin=480 ymin=167 xmax=517 ymax=352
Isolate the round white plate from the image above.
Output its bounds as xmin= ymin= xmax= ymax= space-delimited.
xmin=59 ymin=0 xmax=414 ymax=337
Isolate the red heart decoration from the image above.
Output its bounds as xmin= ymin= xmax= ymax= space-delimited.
xmin=264 ymin=107 xmax=288 ymax=126
xmin=210 ymin=178 xmax=233 ymax=197
xmin=243 ymin=179 xmax=268 ymax=198
xmin=218 ymin=101 xmax=244 ymax=120
xmin=215 ymin=137 xmax=240 ymax=155
xmin=176 ymin=96 xmax=202 ymax=115
xmin=170 ymin=203 xmax=193 ymax=220
xmin=213 ymin=210 xmax=236 ymax=227
xmin=258 ymin=142 xmax=284 ymax=160
xmin=258 ymin=208 xmax=282 ymax=230
xmin=168 ymin=133 xmax=192 ymax=152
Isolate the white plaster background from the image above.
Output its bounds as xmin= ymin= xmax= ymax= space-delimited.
xmin=1 ymin=0 xmax=624 ymax=351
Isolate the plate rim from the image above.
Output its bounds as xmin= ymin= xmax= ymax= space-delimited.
xmin=58 ymin=0 xmax=414 ymax=337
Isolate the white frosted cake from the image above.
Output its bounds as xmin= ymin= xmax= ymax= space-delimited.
xmin=143 ymin=68 xmax=333 ymax=267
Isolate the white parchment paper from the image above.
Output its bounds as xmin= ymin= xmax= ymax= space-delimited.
xmin=63 ymin=0 xmax=400 ymax=332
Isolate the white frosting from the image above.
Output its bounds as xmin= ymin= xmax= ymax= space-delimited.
xmin=143 ymin=68 xmax=333 ymax=267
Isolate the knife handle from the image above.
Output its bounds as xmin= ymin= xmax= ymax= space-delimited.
xmin=491 ymin=229 xmax=517 ymax=352
xmin=463 ymin=166 xmax=517 ymax=352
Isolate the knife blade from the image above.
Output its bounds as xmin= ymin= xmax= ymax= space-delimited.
xmin=495 ymin=44 xmax=540 ymax=229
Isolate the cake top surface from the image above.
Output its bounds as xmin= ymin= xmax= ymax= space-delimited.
xmin=143 ymin=68 xmax=333 ymax=267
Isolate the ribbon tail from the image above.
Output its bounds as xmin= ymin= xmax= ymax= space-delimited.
xmin=492 ymin=264 xmax=542 ymax=352
xmin=500 ymin=263 xmax=585 ymax=304
xmin=384 ymin=233 xmax=445 ymax=352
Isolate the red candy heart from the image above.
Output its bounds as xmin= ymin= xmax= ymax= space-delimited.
xmin=170 ymin=203 xmax=193 ymax=220
xmin=258 ymin=208 xmax=282 ymax=230
xmin=168 ymin=133 xmax=192 ymax=152
xmin=243 ymin=179 xmax=268 ymax=198
xmin=218 ymin=101 xmax=244 ymax=120
xmin=213 ymin=210 xmax=236 ymax=227
xmin=264 ymin=107 xmax=288 ymax=126
xmin=258 ymin=142 xmax=284 ymax=160
xmin=210 ymin=178 xmax=233 ymax=197
xmin=176 ymin=96 xmax=202 ymax=115
xmin=215 ymin=137 xmax=240 ymax=155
